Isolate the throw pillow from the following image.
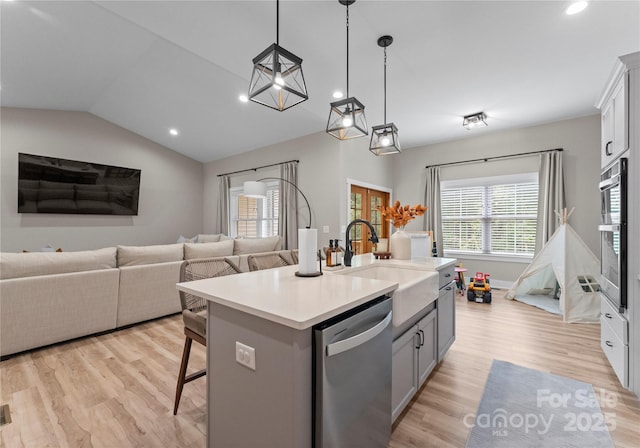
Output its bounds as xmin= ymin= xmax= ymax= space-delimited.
xmin=233 ymin=235 xmax=282 ymax=255
xmin=184 ymin=240 xmax=234 ymax=259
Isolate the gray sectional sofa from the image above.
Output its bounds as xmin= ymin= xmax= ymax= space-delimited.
xmin=0 ymin=235 xmax=295 ymax=358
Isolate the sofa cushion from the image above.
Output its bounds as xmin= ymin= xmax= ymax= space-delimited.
xmin=184 ymin=240 xmax=234 ymax=260
xmin=196 ymin=233 xmax=221 ymax=243
xmin=233 ymin=235 xmax=282 ymax=255
xmin=117 ymin=243 xmax=184 ymax=267
xmin=196 ymin=233 xmax=232 ymax=243
xmin=0 ymin=247 xmax=117 ymax=280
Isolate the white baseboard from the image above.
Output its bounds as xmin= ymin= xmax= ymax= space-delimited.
xmin=488 ymin=279 xmax=514 ymax=290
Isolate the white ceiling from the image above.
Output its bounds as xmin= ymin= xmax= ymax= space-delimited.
xmin=2 ymin=1 xmax=639 ymax=163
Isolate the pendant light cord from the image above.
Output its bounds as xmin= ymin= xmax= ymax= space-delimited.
xmin=276 ymin=0 xmax=279 ymax=45
xmin=346 ymin=2 xmax=350 ymax=97
xmin=383 ymin=46 xmax=387 ymax=124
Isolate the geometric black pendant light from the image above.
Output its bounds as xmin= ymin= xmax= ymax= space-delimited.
xmin=326 ymin=0 xmax=368 ymax=140
xmin=369 ymin=35 xmax=401 ymax=155
xmin=248 ymin=0 xmax=308 ymax=111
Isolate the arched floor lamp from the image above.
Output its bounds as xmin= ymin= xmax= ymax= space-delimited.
xmin=243 ymin=178 xmax=320 ymax=276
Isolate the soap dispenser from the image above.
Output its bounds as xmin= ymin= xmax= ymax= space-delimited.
xmin=334 ymin=239 xmax=343 ymax=266
xmin=327 ymin=240 xmax=335 ymax=267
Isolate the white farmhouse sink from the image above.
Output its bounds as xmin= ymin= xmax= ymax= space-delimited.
xmin=338 ymin=264 xmax=439 ymax=327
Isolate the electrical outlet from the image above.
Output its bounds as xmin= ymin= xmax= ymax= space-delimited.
xmin=341 ymin=225 xmax=346 ymax=234
xmin=323 ymin=225 xmax=330 ymax=233
xmin=235 ymin=341 xmax=256 ymax=370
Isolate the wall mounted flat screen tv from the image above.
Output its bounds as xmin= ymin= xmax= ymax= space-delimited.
xmin=18 ymin=153 xmax=141 ymax=216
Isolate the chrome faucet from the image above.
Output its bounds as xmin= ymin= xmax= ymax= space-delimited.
xmin=344 ymin=219 xmax=379 ymax=267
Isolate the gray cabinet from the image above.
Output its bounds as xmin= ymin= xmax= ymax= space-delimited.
xmin=437 ymin=281 xmax=456 ymax=361
xmin=601 ymin=295 xmax=628 ymax=387
xmin=391 ymin=309 xmax=436 ymax=422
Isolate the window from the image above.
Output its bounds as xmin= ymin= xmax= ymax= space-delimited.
xmin=440 ymin=173 xmax=538 ymax=258
xmin=229 ymin=182 xmax=279 ymax=238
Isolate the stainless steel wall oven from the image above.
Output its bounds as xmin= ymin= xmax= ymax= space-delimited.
xmin=599 ymin=157 xmax=627 ymax=311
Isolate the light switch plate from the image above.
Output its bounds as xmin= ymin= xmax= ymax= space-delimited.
xmin=323 ymin=226 xmax=330 ymax=233
xmin=235 ymin=341 xmax=256 ymax=370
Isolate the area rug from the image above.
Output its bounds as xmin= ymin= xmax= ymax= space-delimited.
xmin=465 ymin=360 xmax=615 ymax=448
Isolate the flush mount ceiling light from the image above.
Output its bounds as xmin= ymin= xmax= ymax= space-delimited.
xmin=369 ymin=35 xmax=400 ymax=156
xmin=566 ymin=1 xmax=588 ymax=15
xmin=326 ymin=0 xmax=367 ymax=140
xmin=248 ymin=0 xmax=308 ymax=111
xmin=463 ymin=112 xmax=488 ymax=130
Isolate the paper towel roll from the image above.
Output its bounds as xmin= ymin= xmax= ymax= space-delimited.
xmin=298 ymin=228 xmax=318 ymax=274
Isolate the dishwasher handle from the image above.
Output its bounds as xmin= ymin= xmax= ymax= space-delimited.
xmin=326 ymin=311 xmax=393 ymax=357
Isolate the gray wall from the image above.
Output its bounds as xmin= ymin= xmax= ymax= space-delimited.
xmin=1 ymin=108 xmax=204 ymax=252
xmin=203 ymin=131 xmax=394 ymax=247
xmin=2 ymin=106 xmax=601 ymax=285
xmin=391 ymin=115 xmax=602 ymax=283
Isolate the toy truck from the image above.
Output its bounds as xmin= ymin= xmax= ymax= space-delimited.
xmin=467 ymin=272 xmax=492 ymax=303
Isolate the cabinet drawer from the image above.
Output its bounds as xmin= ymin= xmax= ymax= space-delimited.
xmin=600 ymin=295 xmax=628 ymax=342
xmin=600 ymin=317 xmax=628 ymax=387
xmin=438 ymin=266 xmax=455 ymax=289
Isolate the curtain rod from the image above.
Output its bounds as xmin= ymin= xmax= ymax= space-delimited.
xmin=217 ymin=159 xmax=299 ymax=177
xmin=425 ymin=148 xmax=563 ymax=169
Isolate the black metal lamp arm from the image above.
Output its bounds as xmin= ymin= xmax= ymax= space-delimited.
xmin=258 ymin=177 xmax=312 ymax=229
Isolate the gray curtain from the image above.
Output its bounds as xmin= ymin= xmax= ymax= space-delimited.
xmin=536 ymin=150 xmax=565 ymax=251
xmin=217 ymin=175 xmax=230 ymax=235
xmin=424 ymin=166 xmax=443 ymax=257
xmin=279 ymin=162 xmax=299 ymax=250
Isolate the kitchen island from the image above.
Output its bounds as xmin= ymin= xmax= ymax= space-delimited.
xmin=176 ymin=255 xmax=456 ymax=448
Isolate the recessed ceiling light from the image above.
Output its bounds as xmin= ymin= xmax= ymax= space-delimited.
xmin=566 ymin=1 xmax=588 ymax=15
xmin=169 ymin=128 xmax=179 ymax=136
xmin=239 ymin=94 xmax=249 ymax=103
xmin=332 ymin=91 xmax=344 ymax=99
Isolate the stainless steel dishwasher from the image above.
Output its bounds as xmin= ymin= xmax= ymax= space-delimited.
xmin=313 ymin=296 xmax=392 ymax=448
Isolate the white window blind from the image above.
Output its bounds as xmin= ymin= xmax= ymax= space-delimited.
xmin=441 ymin=174 xmax=538 ymax=257
xmin=230 ymin=182 xmax=279 ymax=238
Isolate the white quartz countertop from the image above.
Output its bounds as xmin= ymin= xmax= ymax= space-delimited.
xmin=177 ymin=264 xmax=398 ymax=330
xmin=176 ymin=255 xmax=457 ymax=330
xmin=346 ymin=254 xmax=458 ymax=270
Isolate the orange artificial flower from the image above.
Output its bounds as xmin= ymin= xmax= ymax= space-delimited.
xmin=377 ymin=201 xmax=428 ymax=228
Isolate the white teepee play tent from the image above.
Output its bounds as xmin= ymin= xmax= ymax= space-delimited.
xmin=506 ymin=209 xmax=601 ymax=323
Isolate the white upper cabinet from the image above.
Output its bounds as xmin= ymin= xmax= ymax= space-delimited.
xmin=596 ymin=55 xmax=637 ymax=169
xmin=599 ymin=73 xmax=628 ymax=168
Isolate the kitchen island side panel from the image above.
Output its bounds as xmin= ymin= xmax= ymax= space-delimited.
xmin=207 ymin=302 xmax=312 ymax=448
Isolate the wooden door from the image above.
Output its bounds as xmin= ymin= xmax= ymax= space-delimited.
xmin=349 ymin=185 xmax=390 ymax=254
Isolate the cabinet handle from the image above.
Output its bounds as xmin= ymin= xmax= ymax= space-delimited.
xmin=605 ymin=313 xmax=612 ymax=319
xmin=419 ymin=330 xmax=425 ymax=347
xmin=605 ymin=341 xmax=613 ymax=347
xmin=605 ymin=141 xmax=613 ymax=156
xmin=415 ymin=332 xmax=421 ymax=349
xmin=445 ymin=286 xmax=452 ymax=291
xmin=444 ymin=273 xmax=451 ymax=278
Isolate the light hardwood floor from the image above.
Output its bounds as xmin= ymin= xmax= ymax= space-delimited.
xmin=1 ymin=289 xmax=639 ymax=447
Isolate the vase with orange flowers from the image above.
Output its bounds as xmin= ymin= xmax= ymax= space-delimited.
xmin=377 ymin=201 xmax=428 ymax=259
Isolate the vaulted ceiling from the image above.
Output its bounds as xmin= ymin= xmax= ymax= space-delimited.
xmin=2 ymin=1 xmax=639 ymax=163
